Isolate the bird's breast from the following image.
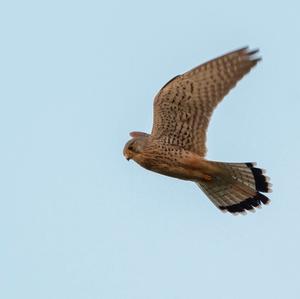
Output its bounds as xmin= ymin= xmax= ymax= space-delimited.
xmin=133 ymin=149 xmax=213 ymax=181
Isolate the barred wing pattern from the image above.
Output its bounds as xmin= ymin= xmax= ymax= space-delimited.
xmin=151 ymin=47 xmax=261 ymax=156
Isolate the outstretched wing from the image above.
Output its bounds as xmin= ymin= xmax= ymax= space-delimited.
xmin=151 ymin=47 xmax=261 ymax=156
xmin=130 ymin=131 xmax=150 ymax=138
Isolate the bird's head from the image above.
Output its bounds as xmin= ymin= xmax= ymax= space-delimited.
xmin=123 ymin=131 xmax=149 ymax=161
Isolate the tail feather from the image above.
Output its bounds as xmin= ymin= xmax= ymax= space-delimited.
xmin=245 ymin=163 xmax=271 ymax=193
xmin=197 ymin=161 xmax=272 ymax=214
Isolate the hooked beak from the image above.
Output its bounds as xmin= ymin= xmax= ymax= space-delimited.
xmin=124 ymin=153 xmax=131 ymax=161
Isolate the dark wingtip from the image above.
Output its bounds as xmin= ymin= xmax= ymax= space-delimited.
xmin=247 ymin=48 xmax=259 ymax=56
xmin=219 ymin=193 xmax=270 ymax=214
xmin=244 ymin=47 xmax=262 ymax=63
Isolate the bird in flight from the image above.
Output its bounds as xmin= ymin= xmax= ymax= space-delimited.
xmin=123 ymin=47 xmax=272 ymax=214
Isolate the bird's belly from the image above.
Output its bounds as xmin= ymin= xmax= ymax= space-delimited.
xmin=134 ymin=150 xmax=215 ymax=181
xmin=141 ymin=161 xmax=205 ymax=181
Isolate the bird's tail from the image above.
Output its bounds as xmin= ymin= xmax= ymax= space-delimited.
xmin=196 ymin=161 xmax=272 ymax=214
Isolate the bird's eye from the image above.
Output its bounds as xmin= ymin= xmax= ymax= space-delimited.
xmin=128 ymin=145 xmax=134 ymax=151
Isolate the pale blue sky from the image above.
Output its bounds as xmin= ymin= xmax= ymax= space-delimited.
xmin=1 ymin=1 xmax=300 ymax=298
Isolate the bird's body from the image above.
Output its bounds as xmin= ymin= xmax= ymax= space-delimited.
xmin=123 ymin=47 xmax=272 ymax=214
xmin=127 ymin=137 xmax=215 ymax=181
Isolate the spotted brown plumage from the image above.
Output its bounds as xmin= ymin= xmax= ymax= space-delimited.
xmin=123 ymin=47 xmax=272 ymax=215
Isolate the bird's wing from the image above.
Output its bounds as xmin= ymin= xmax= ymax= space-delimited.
xmin=151 ymin=47 xmax=261 ymax=157
xmin=129 ymin=131 xmax=150 ymax=138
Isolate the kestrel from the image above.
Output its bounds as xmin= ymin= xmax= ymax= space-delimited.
xmin=123 ymin=47 xmax=272 ymax=214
